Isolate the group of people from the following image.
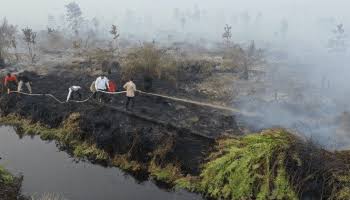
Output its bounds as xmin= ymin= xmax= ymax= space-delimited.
xmin=3 ymin=72 xmax=32 ymax=94
xmin=2 ymin=71 xmax=137 ymax=110
xmin=67 ymin=75 xmax=137 ymax=110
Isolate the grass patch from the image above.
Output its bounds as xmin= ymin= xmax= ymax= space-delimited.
xmin=2 ymin=114 xmax=349 ymax=200
xmin=148 ymin=161 xmax=182 ymax=184
xmin=0 ymin=114 xmax=187 ymax=186
xmin=0 ymin=166 xmax=14 ymax=185
xmin=0 ymin=114 xmax=107 ymax=163
xmin=111 ymin=155 xmax=143 ymax=172
xmin=73 ymin=142 xmax=109 ymax=161
xmin=197 ymin=129 xmax=299 ymax=200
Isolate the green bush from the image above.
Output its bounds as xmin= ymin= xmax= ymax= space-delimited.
xmin=199 ymin=129 xmax=299 ymax=200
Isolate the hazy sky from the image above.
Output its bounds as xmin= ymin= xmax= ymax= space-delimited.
xmin=1 ymin=0 xmax=349 ymax=29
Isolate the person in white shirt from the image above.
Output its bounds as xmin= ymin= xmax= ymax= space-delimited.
xmin=94 ymin=75 xmax=109 ymax=102
xmin=123 ymin=78 xmax=136 ymax=110
xmin=95 ymin=75 xmax=109 ymax=91
xmin=66 ymin=86 xmax=82 ymax=102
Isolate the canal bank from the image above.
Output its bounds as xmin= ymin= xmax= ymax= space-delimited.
xmin=0 ymin=71 xmax=350 ymax=199
xmin=0 ymin=126 xmax=203 ymax=200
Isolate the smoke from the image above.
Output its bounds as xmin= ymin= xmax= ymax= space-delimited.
xmin=2 ymin=0 xmax=350 ymax=148
xmin=237 ymin=40 xmax=350 ymax=150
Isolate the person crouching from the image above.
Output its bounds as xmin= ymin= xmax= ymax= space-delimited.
xmin=66 ymin=86 xmax=82 ymax=102
xmin=17 ymin=72 xmax=32 ymax=94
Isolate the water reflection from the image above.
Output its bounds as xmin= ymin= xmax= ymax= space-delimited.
xmin=0 ymin=126 xmax=202 ymax=200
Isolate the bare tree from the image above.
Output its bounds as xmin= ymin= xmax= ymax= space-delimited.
xmin=242 ymin=40 xmax=263 ymax=80
xmin=47 ymin=14 xmax=56 ymax=29
xmin=242 ymin=41 xmax=256 ymax=80
xmin=47 ymin=27 xmax=55 ymax=34
xmin=22 ymin=27 xmax=37 ymax=63
xmin=222 ymin=24 xmax=232 ymax=47
xmin=0 ymin=18 xmax=17 ymax=66
xmin=180 ymin=16 xmax=186 ymax=30
xmin=192 ymin=5 xmax=201 ymax=22
xmin=280 ymin=19 xmax=289 ymax=38
xmin=92 ymin=17 xmax=100 ymax=33
xmin=328 ymin=23 xmax=348 ymax=52
xmin=109 ymin=24 xmax=120 ymax=54
xmin=65 ymin=2 xmax=83 ymax=37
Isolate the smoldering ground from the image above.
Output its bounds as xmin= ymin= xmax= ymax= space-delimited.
xmin=236 ymin=43 xmax=350 ymax=150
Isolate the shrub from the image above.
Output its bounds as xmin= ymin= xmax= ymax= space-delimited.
xmin=199 ymin=129 xmax=299 ymax=200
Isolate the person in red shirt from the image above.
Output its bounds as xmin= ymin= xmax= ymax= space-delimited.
xmin=4 ymin=73 xmax=17 ymax=94
xmin=108 ymin=80 xmax=117 ymax=92
xmin=107 ymin=80 xmax=117 ymax=103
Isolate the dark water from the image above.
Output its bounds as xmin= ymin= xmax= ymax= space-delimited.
xmin=0 ymin=126 xmax=202 ymax=200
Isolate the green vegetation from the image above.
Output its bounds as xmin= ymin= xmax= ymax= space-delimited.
xmin=111 ymin=154 xmax=142 ymax=172
xmin=121 ymin=42 xmax=214 ymax=87
xmin=198 ymin=129 xmax=298 ymax=200
xmin=0 ymin=114 xmax=184 ymax=183
xmin=2 ymin=114 xmax=350 ymax=200
xmin=0 ymin=165 xmax=25 ymax=200
xmin=148 ymin=162 xmax=182 ymax=184
xmin=0 ymin=113 xmax=106 ymax=163
xmin=0 ymin=166 xmax=14 ymax=185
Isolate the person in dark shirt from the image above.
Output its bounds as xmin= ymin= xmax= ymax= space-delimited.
xmin=17 ymin=72 xmax=32 ymax=94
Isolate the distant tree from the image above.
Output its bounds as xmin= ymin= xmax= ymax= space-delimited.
xmin=247 ymin=40 xmax=256 ymax=57
xmin=47 ymin=27 xmax=55 ymax=34
xmin=65 ymin=2 xmax=83 ymax=37
xmin=110 ymin=24 xmax=120 ymax=40
xmin=46 ymin=26 xmax=65 ymax=50
xmin=22 ymin=27 xmax=37 ymax=63
xmin=173 ymin=8 xmax=180 ymax=20
xmin=280 ymin=19 xmax=289 ymax=38
xmin=92 ymin=17 xmax=99 ymax=33
xmin=222 ymin=24 xmax=232 ymax=47
xmin=255 ymin=12 xmax=263 ymax=26
xmin=11 ymin=37 xmax=19 ymax=62
xmin=180 ymin=16 xmax=186 ymax=30
xmin=47 ymin=14 xmax=56 ymax=29
xmin=0 ymin=18 xmax=17 ymax=66
xmin=109 ymin=24 xmax=120 ymax=54
xmin=328 ymin=23 xmax=348 ymax=52
xmin=193 ymin=5 xmax=201 ymax=22
xmin=241 ymin=12 xmax=251 ymax=26
xmin=243 ymin=41 xmax=256 ymax=80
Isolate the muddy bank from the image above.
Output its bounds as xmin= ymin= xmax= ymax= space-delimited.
xmin=0 ymin=70 xmax=241 ymax=176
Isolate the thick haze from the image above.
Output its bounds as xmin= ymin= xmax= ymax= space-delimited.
xmin=2 ymin=0 xmax=350 ymax=41
xmin=2 ymin=0 xmax=350 ymax=148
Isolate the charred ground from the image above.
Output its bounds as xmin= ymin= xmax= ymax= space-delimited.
xmin=0 ymin=70 xmax=241 ymax=175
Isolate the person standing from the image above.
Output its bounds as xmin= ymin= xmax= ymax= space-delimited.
xmin=107 ymin=79 xmax=117 ymax=103
xmin=17 ymin=72 xmax=32 ymax=94
xmin=108 ymin=80 xmax=117 ymax=93
xmin=94 ymin=75 xmax=109 ymax=102
xmin=123 ymin=78 xmax=136 ymax=110
xmin=4 ymin=73 xmax=17 ymax=94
